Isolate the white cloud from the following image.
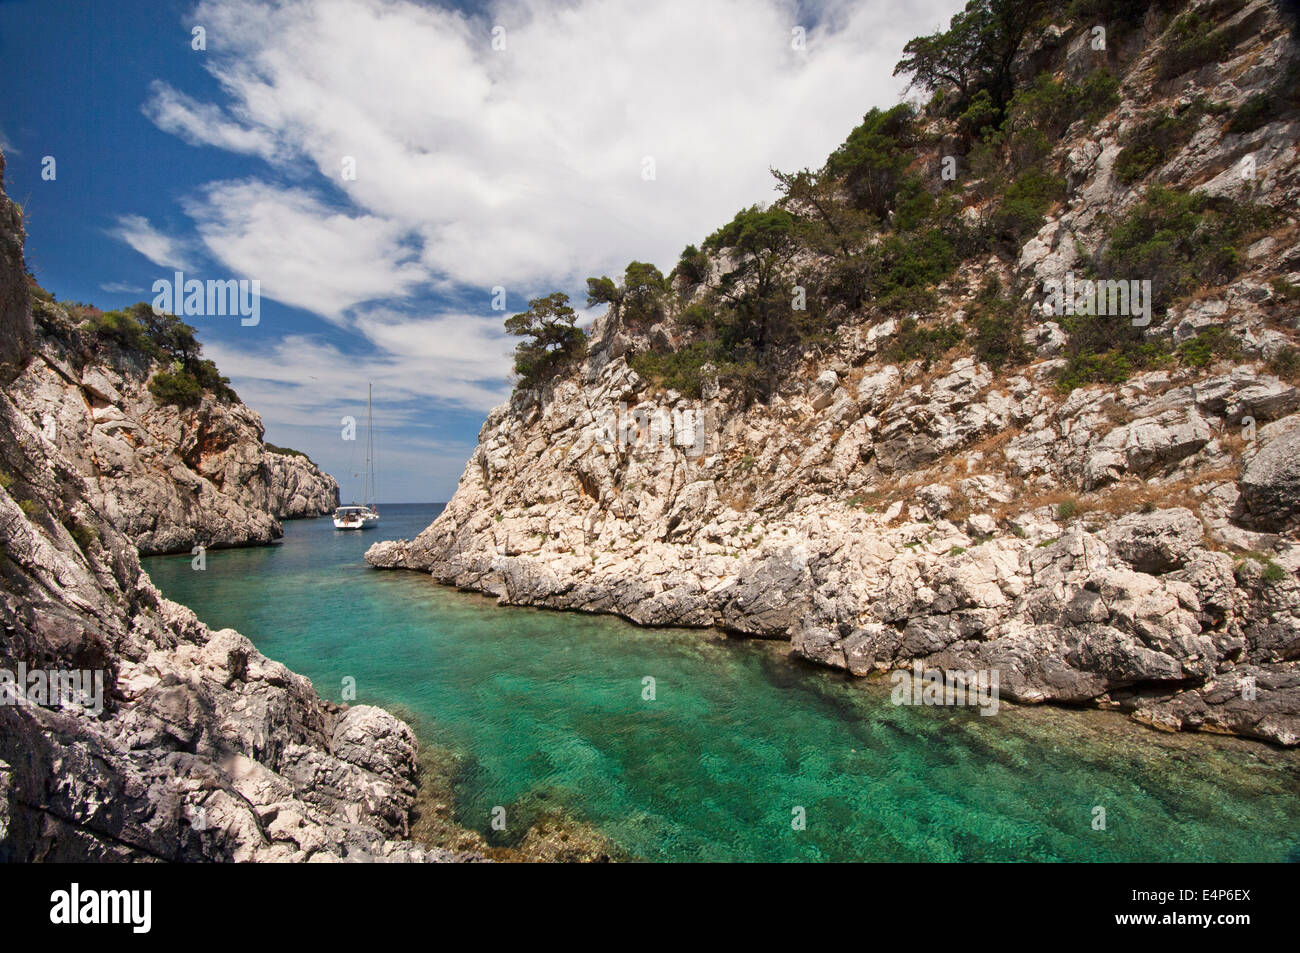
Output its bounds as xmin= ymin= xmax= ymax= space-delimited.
xmin=149 ymin=0 xmax=961 ymax=304
xmin=111 ymin=214 xmax=194 ymax=270
xmin=100 ymin=281 xmax=148 ymax=294
xmin=203 ymin=309 xmax=514 ymax=426
xmin=143 ymin=81 xmax=281 ymax=160
xmin=0 ymin=125 xmax=18 ymax=158
xmin=203 ymin=316 xmax=510 ymax=499
xmin=181 ymin=180 xmax=429 ymax=320
xmin=137 ymin=0 xmax=966 ymax=497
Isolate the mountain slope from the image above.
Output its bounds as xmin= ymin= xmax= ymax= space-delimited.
xmin=0 ymin=153 xmax=473 ymax=861
xmin=11 ymin=292 xmax=338 ymax=554
xmin=370 ymin=0 xmax=1300 ymax=746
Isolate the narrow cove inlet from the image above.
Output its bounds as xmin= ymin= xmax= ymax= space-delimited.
xmin=144 ymin=504 xmax=1300 ymax=863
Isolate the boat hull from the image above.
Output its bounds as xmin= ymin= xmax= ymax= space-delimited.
xmin=333 ymin=507 xmax=379 ymax=529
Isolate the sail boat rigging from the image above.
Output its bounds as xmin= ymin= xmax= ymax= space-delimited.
xmin=333 ymin=382 xmax=380 ymax=529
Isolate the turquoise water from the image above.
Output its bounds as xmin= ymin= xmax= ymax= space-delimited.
xmin=145 ymin=504 xmax=1300 ymax=862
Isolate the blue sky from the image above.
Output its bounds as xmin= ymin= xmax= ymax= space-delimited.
xmin=0 ymin=0 xmax=959 ymax=502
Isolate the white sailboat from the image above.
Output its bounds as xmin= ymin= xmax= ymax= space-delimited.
xmin=333 ymin=382 xmax=380 ymax=530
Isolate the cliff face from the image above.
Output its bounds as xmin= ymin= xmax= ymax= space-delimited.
xmin=8 ymin=299 xmax=338 ymax=555
xmin=371 ymin=0 xmax=1300 ymax=746
xmin=267 ymin=450 xmax=341 ymax=520
xmin=0 ymin=154 xmax=31 ymax=386
xmin=0 ymin=160 xmax=468 ymax=861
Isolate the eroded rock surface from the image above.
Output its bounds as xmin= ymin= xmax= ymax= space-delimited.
xmin=0 ymin=158 xmax=467 ymax=862
xmin=9 ymin=300 xmax=338 ymax=554
xmin=370 ymin=1 xmax=1300 ymax=747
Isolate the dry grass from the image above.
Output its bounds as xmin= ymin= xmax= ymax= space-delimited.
xmin=984 ymin=467 xmax=1241 ymax=525
xmin=963 ymin=424 xmax=1023 ymax=461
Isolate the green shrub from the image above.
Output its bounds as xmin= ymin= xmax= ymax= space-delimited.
xmin=891 ymin=177 xmax=938 ymax=233
xmin=1069 ymin=0 xmax=1178 ymax=30
xmin=673 ymin=245 xmax=708 ymax=286
xmin=585 ymin=275 xmax=620 ymax=310
xmin=629 ymin=341 xmax=718 ymax=399
xmin=1227 ymin=92 xmax=1279 ymax=134
xmin=1078 ymin=71 xmax=1122 ymax=123
xmin=69 ymin=520 xmax=96 ymax=553
xmin=1047 ymin=187 xmax=1262 ymax=392
xmin=883 ymin=316 xmax=965 ymax=366
xmin=825 ymin=104 xmax=916 ymax=217
xmin=678 ymin=302 xmax=714 ymax=331
xmin=85 ymin=303 xmax=237 ymax=402
xmin=1055 ymin=500 xmax=1078 ymax=521
xmin=621 ymin=261 xmax=668 ymax=325
xmin=874 ymin=228 xmax=959 ymax=312
xmin=713 ymin=359 xmax=767 ymax=405
xmin=1057 ymin=348 xmax=1167 ymax=391
xmin=958 ymin=89 xmax=1000 ymax=139
xmin=1262 ymin=560 xmax=1288 ymax=584
xmin=148 ymin=368 xmax=204 ymax=407
xmin=506 ymin=292 xmax=588 ymax=390
xmin=1114 ymin=108 xmax=1199 ymax=184
xmin=265 ymin=444 xmax=315 ymax=464
xmin=1267 ymin=345 xmax=1300 ymax=383
xmin=1159 ymin=12 xmax=1239 ymax=80
xmin=1099 ymin=186 xmax=1274 ymax=313
xmin=1005 ymin=71 xmax=1120 ymax=148
xmin=970 ymin=277 xmax=1031 ymax=370
xmin=1270 ymin=278 xmax=1300 ymax=304
xmin=893 ymin=0 xmax=1053 ymax=122
xmin=992 ymin=168 xmax=1065 ymax=245
xmin=86 ymin=307 xmax=158 ymax=355
xmin=1177 ymin=327 xmax=1239 ymax=368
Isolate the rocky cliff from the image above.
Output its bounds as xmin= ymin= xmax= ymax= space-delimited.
xmin=267 ymin=449 xmax=341 ymax=520
xmin=370 ymin=0 xmax=1300 ymax=746
xmin=9 ymin=296 xmax=338 ymax=555
xmin=0 ymin=158 xmax=471 ymax=861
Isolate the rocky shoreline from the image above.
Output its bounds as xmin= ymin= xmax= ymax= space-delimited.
xmin=367 ymin=0 xmax=1300 ymax=748
xmin=0 ymin=151 xmax=479 ymax=861
xmin=9 ymin=294 xmax=339 ymax=556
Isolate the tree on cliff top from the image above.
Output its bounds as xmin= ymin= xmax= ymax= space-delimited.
xmin=894 ymin=0 xmax=1049 ymax=117
xmin=506 ymin=291 xmax=587 ymax=389
xmin=586 ymin=261 xmax=668 ymax=326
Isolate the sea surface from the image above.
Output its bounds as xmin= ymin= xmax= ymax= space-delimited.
xmin=144 ymin=503 xmax=1300 ymax=862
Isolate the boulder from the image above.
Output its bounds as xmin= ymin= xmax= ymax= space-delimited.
xmin=1107 ymin=508 xmax=1204 ymax=574
xmin=1239 ymin=423 xmax=1300 ymax=529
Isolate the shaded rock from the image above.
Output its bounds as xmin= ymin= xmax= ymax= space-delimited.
xmin=1107 ymin=508 xmax=1204 ymax=574
xmin=1239 ymin=423 xmax=1300 ymax=530
xmin=0 ymin=152 xmax=31 ymax=386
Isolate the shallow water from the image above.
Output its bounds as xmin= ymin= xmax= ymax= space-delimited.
xmin=144 ymin=503 xmax=1300 ymax=862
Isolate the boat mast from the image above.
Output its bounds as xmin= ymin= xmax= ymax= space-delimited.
xmin=364 ymin=382 xmax=373 ymax=508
